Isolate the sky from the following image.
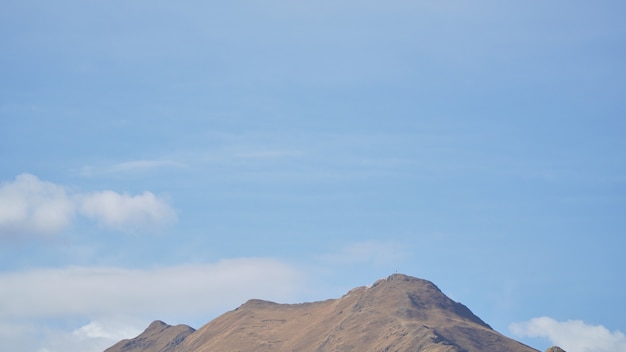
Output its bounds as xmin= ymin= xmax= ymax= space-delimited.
xmin=1 ymin=1 xmax=625 ymax=352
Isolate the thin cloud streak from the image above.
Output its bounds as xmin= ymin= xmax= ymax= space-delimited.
xmin=111 ymin=160 xmax=188 ymax=172
xmin=234 ymin=150 xmax=303 ymax=159
xmin=317 ymin=240 xmax=407 ymax=267
xmin=79 ymin=159 xmax=188 ymax=177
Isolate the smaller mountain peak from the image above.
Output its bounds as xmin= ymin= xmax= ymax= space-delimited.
xmin=239 ymin=299 xmax=279 ymax=308
xmin=147 ymin=320 xmax=169 ymax=330
xmin=373 ymin=273 xmax=440 ymax=290
xmin=546 ymin=347 xmax=566 ymax=352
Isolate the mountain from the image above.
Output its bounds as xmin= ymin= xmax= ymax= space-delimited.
xmin=104 ymin=320 xmax=195 ymax=352
xmin=105 ymin=274 xmax=538 ymax=352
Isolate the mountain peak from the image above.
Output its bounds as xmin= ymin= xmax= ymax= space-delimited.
xmin=104 ymin=273 xmax=538 ymax=352
xmin=372 ymin=273 xmax=445 ymax=295
xmin=386 ymin=272 xmax=437 ymax=283
xmin=105 ymin=320 xmax=195 ymax=352
xmin=359 ymin=273 xmax=492 ymax=329
xmin=145 ymin=320 xmax=168 ymax=331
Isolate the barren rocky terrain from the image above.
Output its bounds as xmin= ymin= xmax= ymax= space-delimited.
xmin=105 ymin=274 xmax=540 ymax=352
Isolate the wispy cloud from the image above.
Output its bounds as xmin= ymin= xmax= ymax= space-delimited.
xmin=0 ymin=174 xmax=176 ymax=239
xmin=318 ymin=240 xmax=407 ymax=267
xmin=510 ymin=316 xmax=626 ymax=352
xmin=110 ymin=160 xmax=187 ymax=172
xmin=234 ymin=150 xmax=303 ymax=159
xmin=79 ymin=159 xmax=187 ymax=176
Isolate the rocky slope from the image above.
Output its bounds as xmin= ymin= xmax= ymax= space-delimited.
xmin=105 ymin=274 xmax=538 ymax=352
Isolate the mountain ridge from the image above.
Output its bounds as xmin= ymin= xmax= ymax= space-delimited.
xmin=105 ymin=273 xmax=539 ymax=352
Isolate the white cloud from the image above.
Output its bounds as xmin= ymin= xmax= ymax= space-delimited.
xmin=78 ymin=191 xmax=177 ymax=233
xmin=0 ymin=174 xmax=176 ymax=239
xmin=0 ymin=174 xmax=75 ymax=239
xmin=0 ymin=321 xmax=39 ymax=352
xmin=73 ymin=319 xmax=143 ymax=340
xmin=510 ymin=316 xmax=626 ymax=352
xmin=33 ymin=317 xmax=146 ymax=352
xmin=0 ymin=258 xmax=302 ymax=319
xmin=0 ymin=258 xmax=303 ymax=352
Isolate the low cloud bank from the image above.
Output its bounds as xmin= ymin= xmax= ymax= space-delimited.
xmin=0 ymin=258 xmax=301 ymax=319
xmin=0 ymin=173 xmax=176 ymax=239
xmin=0 ymin=258 xmax=303 ymax=352
xmin=31 ymin=317 xmax=146 ymax=352
xmin=510 ymin=316 xmax=626 ymax=352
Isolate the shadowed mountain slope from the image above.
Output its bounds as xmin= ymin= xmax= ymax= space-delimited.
xmin=105 ymin=274 xmax=539 ymax=352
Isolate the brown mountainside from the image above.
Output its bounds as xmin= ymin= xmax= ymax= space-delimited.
xmin=105 ymin=274 xmax=538 ymax=352
xmin=105 ymin=320 xmax=195 ymax=352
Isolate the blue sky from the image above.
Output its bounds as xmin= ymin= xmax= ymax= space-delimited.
xmin=1 ymin=1 xmax=625 ymax=351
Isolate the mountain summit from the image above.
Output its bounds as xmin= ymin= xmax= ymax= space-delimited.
xmin=105 ymin=320 xmax=195 ymax=352
xmin=105 ymin=274 xmax=538 ymax=352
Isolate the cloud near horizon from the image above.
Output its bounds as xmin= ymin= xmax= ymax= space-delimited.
xmin=0 ymin=173 xmax=176 ymax=239
xmin=510 ymin=316 xmax=626 ymax=352
xmin=0 ymin=258 xmax=304 ymax=352
xmin=32 ymin=317 xmax=146 ymax=352
xmin=0 ymin=258 xmax=302 ymax=319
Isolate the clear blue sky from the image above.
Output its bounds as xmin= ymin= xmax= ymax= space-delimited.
xmin=1 ymin=1 xmax=625 ymax=351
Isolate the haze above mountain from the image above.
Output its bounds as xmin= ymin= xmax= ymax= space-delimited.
xmin=105 ymin=274 xmax=542 ymax=352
